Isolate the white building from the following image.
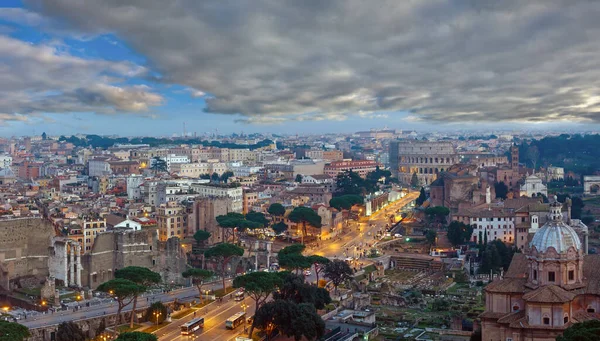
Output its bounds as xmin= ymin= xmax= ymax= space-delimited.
xmin=520 ymin=175 xmax=548 ymax=198
xmin=127 ymin=175 xmax=144 ymax=200
xmin=0 ymin=154 xmax=12 ymax=168
xmin=547 ymin=166 xmax=565 ymax=181
xmin=470 ymin=211 xmax=516 ymax=244
xmin=231 ymin=165 xmax=263 ymax=177
xmin=114 ymin=219 xmax=142 ymax=231
xmin=191 ymin=183 xmax=243 ymax=212
xmin=163 ymin=154 xmax=190 ymax=171
xmin=88 ymin=158 xmax=111 ymax=177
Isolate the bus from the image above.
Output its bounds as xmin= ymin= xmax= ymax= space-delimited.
xmin=225 ymin=311 xmax=246 ymax=330
xmin=181 ymin=317 xmax=204 ymax=335
xmin=234 ymin=290 xmax=245 ymax=301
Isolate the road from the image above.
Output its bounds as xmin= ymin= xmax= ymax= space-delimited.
xmin=156 ymin=295 xmax=255 ymax=341
xmin=19 ymin=279 xmax=233 ymax=330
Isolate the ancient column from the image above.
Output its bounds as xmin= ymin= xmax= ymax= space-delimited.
xmin=69 ymin=244 xmax=75 ymax=287
xmin=255 ymin=241 xmax=259 ymax=271
xmin=76 ymin=244 xmax=82 ymax=287
xmin=266 ymin=242 xmax=272 ymax=269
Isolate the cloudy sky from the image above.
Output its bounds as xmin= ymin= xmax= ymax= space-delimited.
xmin=1 ymin=0 xmax=600 ymax=136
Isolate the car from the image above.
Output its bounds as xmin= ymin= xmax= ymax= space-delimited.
xmin=394 ymin=233 xmax=403 ymax=238
xmin=304 ymin=270 xmax=312 ymax=276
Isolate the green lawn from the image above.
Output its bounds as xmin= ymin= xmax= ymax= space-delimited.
xmin=141 ymin=322 xmax=170 ymax=333
xmin=115 ymin=324 xmax=142 ymax=333
xmin=214 ymin=287 xmax=236 ymax=298
xmin=171 ymin=308 xmax=192 ymax=319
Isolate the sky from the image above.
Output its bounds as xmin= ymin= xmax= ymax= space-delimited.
xmin=1 ymin=0 xmax=600 ymax=137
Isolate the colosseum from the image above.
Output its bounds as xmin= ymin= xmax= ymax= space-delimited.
xmin=389 ymin=140 xmax=458 ymax=185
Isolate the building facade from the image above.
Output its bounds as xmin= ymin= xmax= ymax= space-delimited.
xmin=481 ymin=203 xmax=599 ymax=341
xmin=324 ymin=160 xmax=378 ymax=178
xmin=389 ymin=141 xmax=458 ymax=186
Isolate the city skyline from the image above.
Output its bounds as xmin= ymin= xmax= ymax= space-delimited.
xmin=2 ymin=1 xmax=600 ymax=136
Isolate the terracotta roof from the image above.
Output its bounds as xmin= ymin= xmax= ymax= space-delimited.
xmin=497 ymin=310 xmax=526 ymax=324
xmin=523 ymin=285 xmax=575 ymax=303
xmin=504 ymin=253 xmax=528 ymax=278
xmin=485 ymin=277 xmax=527 ymax=293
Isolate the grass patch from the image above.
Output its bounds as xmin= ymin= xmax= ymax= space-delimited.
xmin=141 ymin=322 xmax=170 ymax=333
xmin=171 ymin=308 xmax=192 ymax=319
xmin=214 ymin=287 xmax=236 ymax=298
xmin=115 ymin=324 xmax=142 ymax=333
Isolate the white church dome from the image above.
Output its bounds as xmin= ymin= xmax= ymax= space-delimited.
xmin=530 ymin=201 xmax=581 ymax=254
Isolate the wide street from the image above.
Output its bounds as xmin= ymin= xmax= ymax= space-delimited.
xmin=19 ymin=279 xmax=233 ymax=330
xmin=307 ymin=191 xmax=419 ymax=259
xmin=156 ymin=295 xmax=255 ymax=341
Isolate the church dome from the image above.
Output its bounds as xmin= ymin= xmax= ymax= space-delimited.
xmin=530 ymin=201 xmax=581 ymax=254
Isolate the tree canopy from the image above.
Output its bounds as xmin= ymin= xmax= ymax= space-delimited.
xmin=273 ymin=272 xmax=331 ymax=310
xmin=479 ymin=240 xmax=515 ymax=274
xmin=115 ymin=266 xmax=162 ymax=328
xmin=494 ymin=181 xmax=509 ymax=200
xmin=193 ymin=230 xmax=211 ymax=246
xmin=447 ymin=221 xmax=474 ymax=246
xmin=253 ymin=300 xmax=325 ymax=341
xmin=145 ymin=302 xmax=167 ymax=325
xmin=0 ymin=321 xmax=30 ymax=341
xmin=272 ymin=221 xmax=288 ymax=234
xmin=288 ymin=207 xmax=322 ymax=244
xmin=416 ymin=187 xmax=427 ymax=206
xmin=182 ymin=268 xmax=214 ymax=302
xmin=150 ymin=156 xmax=167 ymax=173
xmin=268 ymin=203 xmax=286 ymax=217
xmin=324 ymin=259 xmax=353 ymax=294
xmin=245 ymin=211 xmax=269 ymax=227
xmin=329 ymin=195 xmax=364 ymax=211
xmin=97 ymin=278 xmax=146 ymax=324
xmin=557 ymin=320 xmax=600 ymax=341
xmin=410 ymin=172 xmax=419 ymax=188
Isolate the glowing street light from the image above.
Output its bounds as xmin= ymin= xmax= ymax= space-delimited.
xmin=153 ymin=311 xmax=162 ymax=325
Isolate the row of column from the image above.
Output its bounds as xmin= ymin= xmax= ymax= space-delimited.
xmin=68 ymin=243 xmax=82 ymax=287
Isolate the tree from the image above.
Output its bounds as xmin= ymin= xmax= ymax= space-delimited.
xmin=494 ymin=181 xmax=508 ymax=200
xmin=557 ymin=320 xmax=600 ymax=341
xmin=274 ymin=272 xmax=331 ymax=309
xmin=56 ymin=322 xmax=86 ymax=341
xmin=193 ymin=230 xmax=211 ymax=247
xmin=424 ymin=229 xmax=437 ymax=245
xmin=211 ymin=172 xmax=220 ymax=182
xmin=329 ymin=195 xmax=364 ymax=211
xmin=150 ymin=156 xmax=167 ymax=173
xmin=410 ymin=172 xmax=419 ymax=188
xmin=335 ymin=170 xmax=366 ymax=195
xmin=447 ymin=221 xmax=474 ymax=246
xmin=145 ymin=302 xmax=167 ymax=325
xmin=217 ymin=212 xmax=262 ymax=243
xmin=41 ymin=132 xmax=47 ymax=140
xmin=526 ymin=145 xmax=540 ymax=170
xmin=279 ymin=244 xmax=306 ymax=255
xmin=233 ymin=272 xmax=283 ymax=336
xmin=272 ymin=221 xmax=288 ymax=234
xmin=115 ymin=266 xmax=162 ymax=328
xmin=324 ymin=259 xmax=353 ymax=294
xmin=279 ymin=253 xmax=312 ymax=274
xmin=0 ymin=321 xmax=30 ymax=341
xmin=295 ymin=174 xmax=303 ymax=183
xmin=115 ymin=332 xmax=158 ymax=341
xmin=97 ymin=278 xmax=145 ymax=324
xmin=253 ymin=300 xmax=325 ymax=341
xmin=307 ymin=255 xmax=330 ymax=284
xmin=288 ymin=207 xmax=322 ymax=244
xmin=220 ymin=171 xmax=234 ymax=183
xmin=245 ymin=211 xmax=269 ymax=227
xmin=268 ymin=203 xmax=286 ymax=217
xmin=424 ymin=206 xmax=450 ymax=225
xmin=416 ymin=187 xmax=427 ymax=206
xmin=204 ymin=243 xmax=244 ymax=290
xmin=182 ymin=268 xmax=213 ymax=303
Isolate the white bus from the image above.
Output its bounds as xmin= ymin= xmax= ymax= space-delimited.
xmin=225 ymin=311 xmax=246 ymax=330
xmin=234 ymin=290 xmax=245 ymax=301
xmin=181 ymin=317 xmax=204 ymax=335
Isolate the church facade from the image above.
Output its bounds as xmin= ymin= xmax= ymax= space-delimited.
xmin=481 ymin=201 xmax=600 ymax=341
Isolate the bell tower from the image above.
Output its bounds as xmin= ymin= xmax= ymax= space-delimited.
xmin=511 ymin=145 xmax=519 ymax=170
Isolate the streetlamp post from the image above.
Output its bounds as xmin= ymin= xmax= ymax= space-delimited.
xmin=241 ymin=302 xmax=248 ymax=333
xmin=153 ymin=311 xmax=162 ymax=325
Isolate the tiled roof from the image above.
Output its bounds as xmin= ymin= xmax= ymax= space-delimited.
xmin=523 ymin=285 xmax=575 ymax=303
xmin=485 ymin=277 xmax=527 ymax=293
xmin=504 ymin=253 xmax=528 ymax=278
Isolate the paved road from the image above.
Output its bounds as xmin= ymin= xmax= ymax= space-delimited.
xmin=19 ymin=279 xmax=233 ymax=330
xmin=156 ymin=295 xmax=255 ymax=341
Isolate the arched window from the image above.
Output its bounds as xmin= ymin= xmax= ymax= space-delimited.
xmin=564 ymin=315 xmax=569 ymax=324
xmin=533 ymin=269 xmax=538 ymax=280
xmin=512 ymin=304 xmax=519 ymax=311
xmin=587 ymin=306 xmax=595 ymax=313
xmin=543 ymin=317 xmax=550 ymax=325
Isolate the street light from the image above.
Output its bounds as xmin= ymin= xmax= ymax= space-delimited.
xmin=153 ymin=311 xmax=162 ymax=325
xmin=241 ymin=302 xmax=248 ymax=332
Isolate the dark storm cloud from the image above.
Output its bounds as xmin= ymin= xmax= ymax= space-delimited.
xmin=21 ymin=0 xmax=600 ymax=123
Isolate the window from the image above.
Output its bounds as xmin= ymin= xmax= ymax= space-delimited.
xmin=548 ymin=271 xmax=556 ymax=282
xmin=543 ymin=317 xmax=550 ymax=325
xmin=564 ymin=316 xmax=569 ymax=324
xmin=569 ymin=270 xmax=574 ymax=281
xmin=512 ymin=305 xmax=519 ymax=311
xmin=533 ymin=270 xmax=537 ymax=280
